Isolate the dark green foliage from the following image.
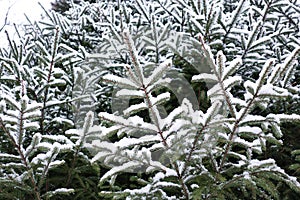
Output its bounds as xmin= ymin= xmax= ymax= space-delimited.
xmin=45 ymin=151 xmax=100 ymax=200
xmin=51 ymin=0 xmax=80 ymax=13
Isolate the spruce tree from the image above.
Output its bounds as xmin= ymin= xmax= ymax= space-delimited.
xmin=0 ymin=2 xmax=98 ymax=199
xmin=0 ymin=0 xmax=299 ymax=199
xmin=79 ymin=0 xmax=300 ymax=199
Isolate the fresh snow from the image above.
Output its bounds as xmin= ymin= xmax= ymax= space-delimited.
xmin=100 ymin=161 xmax=141 ymax=183
xmin=123 ymin=102 xmax=147 ymax=116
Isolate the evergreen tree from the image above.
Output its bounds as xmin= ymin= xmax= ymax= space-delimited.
xmin=0 ymin=2 xmax=98 ymax=199
xmin=79 ymin=0 xmax=300 ymax=199
xmin=0 ymin=0 xmax=299 ymax=199
xmin=0 ymin=27 xmax=79 ymax=199
xmin=85 ymin=32 xmax=300 ymax=199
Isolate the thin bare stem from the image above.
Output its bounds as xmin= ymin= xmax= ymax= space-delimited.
xmin=0 ymin=3 xmax=13 ymax=32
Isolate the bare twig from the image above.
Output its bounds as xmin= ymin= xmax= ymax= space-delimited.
xmin=0 ymin=3 xmax=14 ymax=32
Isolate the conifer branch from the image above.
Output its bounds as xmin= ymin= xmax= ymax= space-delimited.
xmin=222 ymin=0 xmax=247 ymax=43
xmin=0 ymin=106 xmax=41 ymax=200
xmin=141 ymin=63 xmax=190 ymax=200
xmin=122 ymin=31 xmax=190 ymax=199
xmin=66 ymin=112 xmax=93 ymax=187
xmin=40 ymin=27 xmax=60 ymax=135
xmin=200 ymin=38 xmax=237 ymax=118
xmin=219 ymin=60 xmax=274 ymax=172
